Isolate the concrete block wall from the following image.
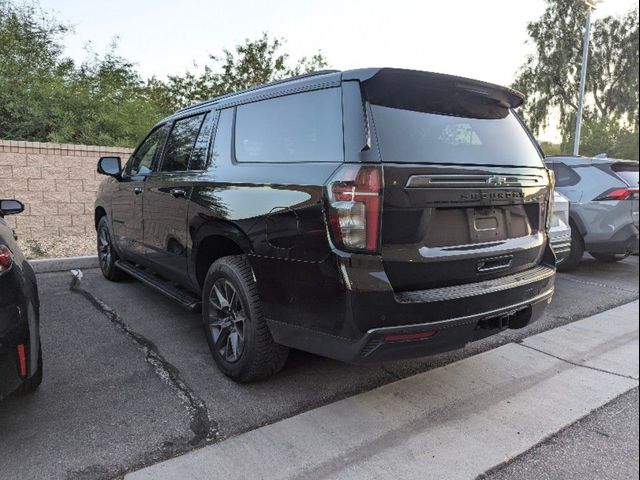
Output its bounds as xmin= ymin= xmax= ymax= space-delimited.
xmin=0 ymin=140 xmax=133 ymax=238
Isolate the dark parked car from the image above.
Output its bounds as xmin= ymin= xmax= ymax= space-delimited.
xmin=0 ymin=199 xmax=42 ymax=399
xmin=545 ymin=156 xmax=639 ymax=270
xmin=95 ymin=68 xmax=556 ymax=382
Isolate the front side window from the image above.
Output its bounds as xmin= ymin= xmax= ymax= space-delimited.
xmin=160 ymin=114 xmax=206 ymax=172
xmin=234 ymin=88 xmax=343 ymax=163
xmin=127 ymin=125 xmax=168 ymax=176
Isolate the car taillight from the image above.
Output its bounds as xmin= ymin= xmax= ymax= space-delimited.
xmin=544 ymin=170 xmax=556 ymax=232
xmin=545 ymin=190 xmax=554 ymax=232
xmin=326 ymin=164 xmax=382 ymax=252
xmin=594 ymin=188 xmax=639 ymax=201
xmin=0 ymin=245 xmax=13 ymax=273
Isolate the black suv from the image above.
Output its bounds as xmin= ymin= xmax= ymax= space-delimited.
xmin=95 ymin=68 xmax=555 ymax=382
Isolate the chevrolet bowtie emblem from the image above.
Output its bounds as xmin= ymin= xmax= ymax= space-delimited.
xmin=486 ymin=175 xmax=507 ymax=186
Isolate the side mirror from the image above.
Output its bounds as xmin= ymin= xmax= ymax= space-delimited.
xmin=97 ymin=156 xmax=122 ymax=177
xmin=0 ymin=199 xmax=25 ymax=215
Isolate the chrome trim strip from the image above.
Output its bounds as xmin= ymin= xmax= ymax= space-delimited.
xmin=406 ymin=174 xmax=545 ymax=189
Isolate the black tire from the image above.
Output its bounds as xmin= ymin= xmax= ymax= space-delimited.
xmin=589 ymin=252 xmax=628 ymax=262
xmin=202 ymin=255 xmax=289 ymax=382
xmin=557 ymin=222 xmax=584 ymax=272
xmin=97 ymin=216 xmax=125 ymax=281
xmin=17 ymin=344 xmax=42 ymax=394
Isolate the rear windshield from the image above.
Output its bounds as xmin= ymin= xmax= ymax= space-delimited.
xmin=611 ymin=162 xmax=639 ymax=187
xmin=370 ymin=105 xmax=544 ymax=167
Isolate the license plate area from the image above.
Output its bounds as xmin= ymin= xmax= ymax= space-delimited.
xmin=424 ymin=205 xmax=536 ymax=247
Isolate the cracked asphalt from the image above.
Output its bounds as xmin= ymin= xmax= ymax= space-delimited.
xmin=0 ymin=255 xmax=637 ymax=479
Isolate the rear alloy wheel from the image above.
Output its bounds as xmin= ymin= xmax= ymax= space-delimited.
xmin=202 ymin=255 xmax=288 ymax=382
xmin=589 ymin=252 xmax=628 ymax=263
xmin=208 ymin=278 xmax=246 ymax=363
xmin=97 ymin=216 xmax=125 ymax=281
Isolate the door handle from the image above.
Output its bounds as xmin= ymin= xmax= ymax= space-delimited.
xmin=170 ymin=188 xmax=187 ymax=198
xmin=133 ymin=187 xmax=143 ymax=195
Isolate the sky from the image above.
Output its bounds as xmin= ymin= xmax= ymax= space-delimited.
xmin=37 ymin=0 xmax=637 ymax=142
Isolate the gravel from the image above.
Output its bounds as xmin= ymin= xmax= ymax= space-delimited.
xmin=18 ymin=233 xmax=95 ymax=259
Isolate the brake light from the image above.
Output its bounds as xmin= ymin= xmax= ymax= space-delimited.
xmin=0 ymin=245 xmax=13 ymax=273
xmin=326 ymin=165 xmax=382 ymax=252
xmin=595 ymin=188 xmax=639 ymax=201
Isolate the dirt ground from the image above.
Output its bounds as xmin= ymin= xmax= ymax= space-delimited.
xmin=18 ymin=233 xmax=95 ymax=259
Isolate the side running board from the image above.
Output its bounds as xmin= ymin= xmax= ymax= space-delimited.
xmin=115 ymin=260 xmax=201 ymax=312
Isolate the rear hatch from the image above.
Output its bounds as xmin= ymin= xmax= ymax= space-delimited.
xmin=610 ymin=161 xmax=639 ymax=227
xmin=362 ymin=69 xmax=552 ymax=291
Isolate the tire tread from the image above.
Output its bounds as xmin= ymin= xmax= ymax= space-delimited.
xmin=204 ymin=255 xmax=288 ymax=382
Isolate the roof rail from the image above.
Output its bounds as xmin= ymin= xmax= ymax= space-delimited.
xmin=175 ymin=69 xmax=341 ymax=115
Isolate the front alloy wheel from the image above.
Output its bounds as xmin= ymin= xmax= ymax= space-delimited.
xmin=97 ymin=216 xmax=125 ymax=281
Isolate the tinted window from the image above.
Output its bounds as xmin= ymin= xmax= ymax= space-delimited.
xmin=190 ymin=112 xmax=215 ymax=171
xmin=549 ymin=162 xmax=581 ymax=187
xmin=235 ymin=88 xmax=343 ymax=163
xmin=371 ymin=106 xmax=544 ymax=167
xmin=160 ymin=114 xmax=206 ymax=172
xmin=127 ymin=125 xmax=168 ymax=176
xmin=212 ymin=108 xmax=233 ymax=166
xmin=611 ymin=162 xmax=639 ymax=187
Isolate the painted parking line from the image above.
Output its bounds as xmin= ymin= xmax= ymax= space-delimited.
xmin=127 ymin=301 xmax=639 ymax=480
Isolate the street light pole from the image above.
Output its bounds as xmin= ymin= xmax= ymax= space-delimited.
xmin=573 ymin=2 xmax=596 ymax=156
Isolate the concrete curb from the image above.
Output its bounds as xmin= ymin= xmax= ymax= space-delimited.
xmin=127 ymin=301 xmax=639 ymax=480
xmin=30 ymin=255 xmax=99 ymax=273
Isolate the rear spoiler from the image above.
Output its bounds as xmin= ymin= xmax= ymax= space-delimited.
xmin=345 ymin=68 xmax=525 ymax=119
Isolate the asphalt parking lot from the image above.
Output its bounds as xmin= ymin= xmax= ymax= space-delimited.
xmin=0 ymin=255 xmax=638 ymax=480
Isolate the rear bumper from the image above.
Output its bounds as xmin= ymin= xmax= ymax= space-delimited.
xmin=586 ymin=223 xmax=639 ymax=254
xmin=550 ymin=233 xmax=572 ymax=262
xmin=267 ymin=264 xmax=555 ymax=363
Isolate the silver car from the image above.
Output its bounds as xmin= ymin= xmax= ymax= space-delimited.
xmin=549 ymin=190 xmax=572 ymax=268
xmin=545 ymin=156 xmax=639 ymax=271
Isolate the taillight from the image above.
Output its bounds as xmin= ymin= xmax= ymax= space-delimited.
xmin=326 ymin=164 xmax=382 ymax=252
xmin=544 ymin=169 xmax=556 ymax=232
xmin=545 ymin=190 xmax=554 ymax=232
xmin=0 ymin=245 xmax=13 ymax=273
xmin=594 ymin=188 xmax=639 ymax=201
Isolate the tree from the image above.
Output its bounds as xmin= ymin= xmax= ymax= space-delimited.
xmin=154 ymin=33 xmax=328 ymax=110
xmin=0 ymin=2 xmax=329 ymax=146
xmin=0 ymin=0 xmax=71 ymax=140
xmin=513 ymin=1 xmax=639 ymax=159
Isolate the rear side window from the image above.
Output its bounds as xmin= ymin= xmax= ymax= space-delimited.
xmin=370 ymin=105 xmax=544 ymax=167
xmin=234 ymin=88 xmax=343 ymax=163
xmin=190 ymin=112 xmax=215 ymax=171
xmin=161 ymin=113 xmax=206 ymax=172
xmin=549 ymin=162 xmax=581 ymax=187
